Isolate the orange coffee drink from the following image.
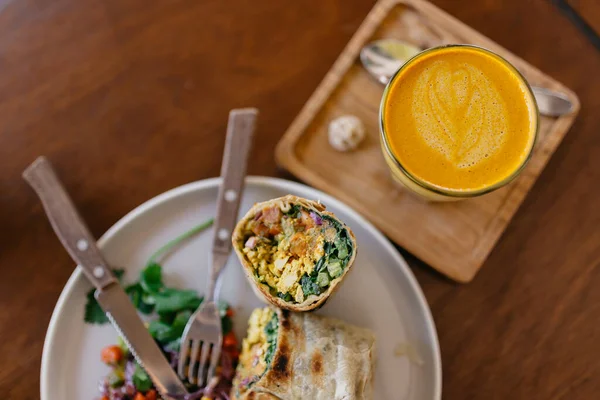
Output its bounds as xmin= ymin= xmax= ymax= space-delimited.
xmin=380 ymin=45 xmax=538 ymax=201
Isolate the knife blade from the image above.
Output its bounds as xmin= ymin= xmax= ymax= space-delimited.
xmin=97 ymin=285 xmax=188 ymax=397
xmin=23 ymin=156 xmax=188 ymax=399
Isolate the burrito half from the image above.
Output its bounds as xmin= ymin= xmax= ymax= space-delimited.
xmin=231 ymin=307 xmax=375 ymax=400
xmin=232 ymin=195 xmax=357 ymax=311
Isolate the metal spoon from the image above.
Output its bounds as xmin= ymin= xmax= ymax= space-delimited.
xmin=360 ymin=39 xmax=575 ymax=117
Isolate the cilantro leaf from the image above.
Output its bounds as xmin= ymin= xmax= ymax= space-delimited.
xmin=125 ymin=283 xmax=154 ymax=315
xmin=172 ymin=309 xmax=192 ymax=329
xmin=125 ymin=283 xmax=142 ymax=307
xmin=84 ymin=289 xmax=108 ymax=324
xmin=148 ymin=310 xmax=192 ymax=343
xmin=132 ymin=363 xmax=153 ymax=392
xmin=83 ymin=219 xmax=216 ymax=330
xmin=154 ymin=288 xmax=202 ymax=314
xmin=83 ymin=269 xmax=125 ymax=324
xmin=158 ymin=311 xmax=175 ymax=325
xmin=170 ymin=310 xmax=192 ymax=339
xmin=140 ymin=262 xmax=164 ymax=294
xmin=147 ymin=320 xmax=174 ymax=342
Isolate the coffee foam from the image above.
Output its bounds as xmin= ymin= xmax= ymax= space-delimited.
xmin=411 ymin=60 xmax=509 ymax=169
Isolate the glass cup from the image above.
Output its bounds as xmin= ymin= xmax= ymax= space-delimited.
xmin=379 ymin=45 xmax=539 ymax=201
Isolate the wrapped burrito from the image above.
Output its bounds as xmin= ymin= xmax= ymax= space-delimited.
xmin=232 ymin=195 xmax=357 ymax=311
xmin=232 ymin=308 xmax=375 ymax=400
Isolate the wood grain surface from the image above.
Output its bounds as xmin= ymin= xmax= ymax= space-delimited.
xmin=0 ymin=0 xmax=599 ymax=399
xmin=275 ymin=0 xmax=580 ymax=283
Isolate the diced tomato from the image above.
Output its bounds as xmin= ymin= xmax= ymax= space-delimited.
xmin=268 ymin=225 xmax=282 ymax=235
xmin=223 ymin=331 xmax=237 ymax=348
xmin=262 ymin=206 xmax=281 ymax=224
xmin=300 ymin=210 xmax=314 ymax=228
xmin=145 ymin=389 xmax=157 ymax=400
xmin=101 ymin=397 xmax=109 ymax=400
xmin=101 ymin=345 xmax=123 ymax=365
xmin=133 ymin=393 xmax=146 ymax=400
xmin=226 ymin=308 xmax=234 ymax=317
xmin=251 ymin=223 xmax=269 ymax=236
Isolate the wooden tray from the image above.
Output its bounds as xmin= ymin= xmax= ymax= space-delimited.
xmin=275 ymin=0 xmax=580 ymax=282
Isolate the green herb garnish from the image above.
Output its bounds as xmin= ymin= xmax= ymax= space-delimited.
xmin=285 ymin=204 xmax=301 ymax=217
xmin=263 ymin=312 xmax=279 ymax=368
xmin=83 ymin=219 xmax=213 ymax=324
xmin=300 ymin=274 xmax=322 ymax=296
xmin=148 ymin=309 xmax=191 ymax=343
xmin=298 ymin=214 xmax=354 ymax=297
xmin=154 ymin=288 xmax=202 ymax=314
xmin=277 ymin=292 xmax=293 ymax=302
xmin=88 ymin=217 xmax=238 ymax=394
xmin=146 ymin=218 xmax=215 ymax=265
xmin=124 ymin=282 xmax=154 ymax=315
xmin=140 ymin=262 xmax=164 ymax=294
xmin=132 ymin=363 xmax=153 ymax=391
xmin=84 ymin=269 xmax=125 ymax=324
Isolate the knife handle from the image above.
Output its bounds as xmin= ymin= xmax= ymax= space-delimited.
xmin=23 ymin=157 xmax=117 ymax=289
xmin=212 ymin=108 xmax=258 ymax=255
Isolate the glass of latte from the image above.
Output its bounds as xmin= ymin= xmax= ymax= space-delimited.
xmin=379 ymin=45 xmax=539 ymax=201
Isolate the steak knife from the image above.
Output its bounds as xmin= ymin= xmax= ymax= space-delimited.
xmin=23 ymin=157 xmax=188 ymax=399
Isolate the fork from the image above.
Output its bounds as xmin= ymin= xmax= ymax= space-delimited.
xmin=177 ymin=108 xmax=257 ymax=387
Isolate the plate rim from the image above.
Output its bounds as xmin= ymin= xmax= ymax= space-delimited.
xmin=40 ymin=176 xmax=442 ymax=399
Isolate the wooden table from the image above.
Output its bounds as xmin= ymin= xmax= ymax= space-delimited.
xmin=1 ymin=1 xmax=598 ymax=398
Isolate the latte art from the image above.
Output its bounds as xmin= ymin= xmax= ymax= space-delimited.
xmin=412 ymin=61 xmax=509 ymax=169
xmin=381 ymin=46 xmax=537 ymax=194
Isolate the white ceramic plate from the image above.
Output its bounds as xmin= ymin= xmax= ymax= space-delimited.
xmin=40 ymin=177 xmax=441 ymax=400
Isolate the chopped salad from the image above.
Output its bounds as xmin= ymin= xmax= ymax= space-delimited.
xmin=86 ymin=220 xmax=239 ymax=400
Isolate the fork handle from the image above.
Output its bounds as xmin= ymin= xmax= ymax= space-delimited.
xmin=22 ymin=157 xmax=117 ymax=289
xmin=211 ymin=108 xmax=257 ymax=257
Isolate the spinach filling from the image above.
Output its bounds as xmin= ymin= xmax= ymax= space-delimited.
xmin=250 ymin=204 xmax=353 ymax=302
xmin=276 ymin=209 xmax=354 ymax=299
xmin=263 ymin=312 xmax=278 ymax=368
xmin=237 ymin=311 xmax=279 ymax=395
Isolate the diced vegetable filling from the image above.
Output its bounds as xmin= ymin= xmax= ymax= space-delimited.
xmin=98 ymin=304 xmax=238 ymax=400
xmin=234 ymin=308 xmax=278 ymax=396
xmin=241 ymin=204 xmax=353 ymax=303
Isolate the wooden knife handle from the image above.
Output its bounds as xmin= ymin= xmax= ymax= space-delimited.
xmin=23 ymin=157 xmax=117 ymax=289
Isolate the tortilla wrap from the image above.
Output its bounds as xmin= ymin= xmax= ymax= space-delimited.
xmin=232 ymin=195 xmax=357 ymax=311
xmin=232 ymin=308 xmax=375 ymax=400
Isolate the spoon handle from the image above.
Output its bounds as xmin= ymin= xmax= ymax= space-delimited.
xmin=360 ymin=40 xmax=575 ymax=117
xmin=531 ymin=86 xmax=575 ymax=118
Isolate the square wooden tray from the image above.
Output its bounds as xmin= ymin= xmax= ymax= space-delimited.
xmin=275 ymin=0 xmax=580 ymax=282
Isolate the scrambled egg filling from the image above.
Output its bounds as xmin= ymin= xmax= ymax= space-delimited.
xmin=242 ymin=204 xmax=334 ymax=303
xmin=236 ymin=308 xmax=276 ymax=392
